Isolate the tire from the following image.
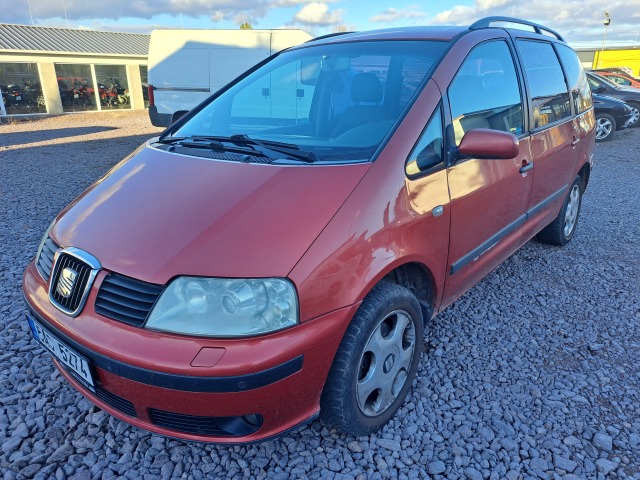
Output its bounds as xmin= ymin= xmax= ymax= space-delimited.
xmin=627 ymin=103 xmax=640 ymax=128
xmin=537 ymin=176 xmax=583 ymax=246
xmin=595 ymin=113 xmax=616 ymax=142
xmin=320 ymin=281 xmax=424 ymax=435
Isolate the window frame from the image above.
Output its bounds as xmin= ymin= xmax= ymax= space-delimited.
xmin=444 ymin=38 xmax=528 ymax=166
xmin=513 ymin=38 xmax=573 ymax=132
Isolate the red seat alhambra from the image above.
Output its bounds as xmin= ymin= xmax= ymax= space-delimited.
xmin=23 ymin=17 xmax=595 ymax=443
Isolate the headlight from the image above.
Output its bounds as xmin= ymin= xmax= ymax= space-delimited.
xmin=145 ymin=277 xmax=299 ymax=337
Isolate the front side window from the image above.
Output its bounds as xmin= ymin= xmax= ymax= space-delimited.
xmin=405 ymin=105 xmax=443 ymax=178
xmin=517 ymin=40 xmax=571 ymax=128
xmin=448 ymin=41 xmax=524 ymax=145
xmin=556 ymin=45 xmax=592 ymax=114
xmin=174 ymin=41 xmax=447 ymax=163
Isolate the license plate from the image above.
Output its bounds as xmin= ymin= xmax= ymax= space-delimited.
xmin=15 ymin=95 xmax=21 ymax=101
xmin=27 ymin=316 xmax=95 ymax=391
xmin=74 ymin=94 xmax=79 ymax=99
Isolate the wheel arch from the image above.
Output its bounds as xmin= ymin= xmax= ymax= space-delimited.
xmin=374 ymin=261 xmax=438 ymax=324
xmin=578 ymin=161 xmax=591 ymax=192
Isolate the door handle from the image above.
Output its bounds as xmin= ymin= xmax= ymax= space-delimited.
xmin=519 ymin=162 xmax=534 ymax=174
xmin=571 ymin=137 xmax=580 ymax=146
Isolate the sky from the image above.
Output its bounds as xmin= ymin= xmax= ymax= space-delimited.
xmin=7 ymin=0 xmax=640 ymax=45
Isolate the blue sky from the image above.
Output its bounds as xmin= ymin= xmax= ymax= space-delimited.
xmin=8 ymin=0 xmax=640 ymax=44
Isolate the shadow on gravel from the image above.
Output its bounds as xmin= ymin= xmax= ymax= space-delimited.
xmin=0 ymin=126 xmax=119 ymax=147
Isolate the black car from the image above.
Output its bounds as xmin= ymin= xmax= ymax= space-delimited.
xmin=592 ymin=94 xmax=634 ymax=142
xmin=587 ymin=72 xmax=640 ymax=128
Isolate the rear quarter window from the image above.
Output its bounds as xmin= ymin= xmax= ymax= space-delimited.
xmin=555 ymin=44 xmax=592 ymax=114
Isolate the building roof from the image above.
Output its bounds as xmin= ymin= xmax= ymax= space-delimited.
xmin=0 ymin=24 xmax=149 ymax=56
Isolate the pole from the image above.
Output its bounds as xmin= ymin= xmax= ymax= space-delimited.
xmin=62 ymin=0 xmax=69 ymax=28
xmin=27 ymin=0 xmax=34 ymax=24
xmin=598 ymin=12 xmax=611 ymax=69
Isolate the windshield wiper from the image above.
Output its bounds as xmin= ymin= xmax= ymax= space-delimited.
xmin=227 ymin=134 xmax=317 ymax=163
xmin=155 ymin=136 xmax=265 ymax=156
xmin=155 ymin=134 xmax=317 ymax=163
xmin=190 ymin=134 xmax=317 ymax=163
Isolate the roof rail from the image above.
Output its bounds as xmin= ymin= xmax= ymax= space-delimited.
xmin=305 ymin=31 xmax=354 ymax=43
xmin=469 ymin=16 xmax=565 ymax=42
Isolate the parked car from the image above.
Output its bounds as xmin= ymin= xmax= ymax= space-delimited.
xmin=23 ymin=16 xmax=595 ymax=443
xmin=592 ymin=94 xmax=634 ymax=142
xmin=587 ymin=72 xmax=640 ymax=127
xmin=592 ymin=94 xmax=634 ymax=141
xmin=592 ymin=69 xmax=640 ymax=88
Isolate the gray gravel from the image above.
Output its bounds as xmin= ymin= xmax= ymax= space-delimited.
xmin=1 ymin=112 xmax=639 ymax=479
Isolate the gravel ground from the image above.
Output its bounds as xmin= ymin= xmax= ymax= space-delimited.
xmin=1 ymin=111 xmax=639 ymax=480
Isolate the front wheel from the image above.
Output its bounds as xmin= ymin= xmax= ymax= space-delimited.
xmin=321 ymin=282 xmax=424 ymax=435
xmin=537 ymin=176 xmax=583 ymax=246
xmin=595 ymin=113 xmax=616 ymax=142
xmin=627 ymin=103 xmax=640 ymax=128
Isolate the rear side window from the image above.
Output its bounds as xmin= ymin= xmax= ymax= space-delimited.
xmin=555 ymin=44 xmax=592 ymax=114
xmin=517 ymin=40 xmax=571 ymax=128
xmin=448 ymin=41 xmax=523 ymax=145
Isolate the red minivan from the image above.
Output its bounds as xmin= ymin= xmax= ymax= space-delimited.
xmin=23 ymin=17 xmax=595 ymax=443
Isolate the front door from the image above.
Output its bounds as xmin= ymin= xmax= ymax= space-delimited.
xmin=442 ymin=39 xmax=533 ymax=306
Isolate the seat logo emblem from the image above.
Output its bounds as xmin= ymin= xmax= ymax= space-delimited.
xmin=56 ymin=267 xmax=78 ymax=298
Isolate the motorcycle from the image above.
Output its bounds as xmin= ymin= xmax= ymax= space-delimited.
xmin=98 ymin=83 xmax=118 ymax=108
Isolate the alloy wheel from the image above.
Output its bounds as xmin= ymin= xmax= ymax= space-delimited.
xmin=596 ymin=117 xmax=613 ymax=140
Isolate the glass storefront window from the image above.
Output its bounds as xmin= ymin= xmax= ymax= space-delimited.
xmin=0 ymin=63 xmax=46 ymax=114
xmin=95 ymin=65 xmax=131 ymax=110
xmin=139 ymin=65 xmax=148 ymax=108
xmin=55 ymin=64 xmax=97 ymax=112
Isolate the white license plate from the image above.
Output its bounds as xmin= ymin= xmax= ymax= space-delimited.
xmin=15 ymin=95 xmax=21 ymax=101
xmin=28 ymin=316 xmax=95 ymax=391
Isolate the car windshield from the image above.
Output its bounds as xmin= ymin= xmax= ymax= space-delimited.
xmin=173 ymin=40 xmax=447 ymax=163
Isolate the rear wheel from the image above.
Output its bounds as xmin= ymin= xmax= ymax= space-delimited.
xmin=321 ymin=282 xmax=424 ymax=435
xmin=537 ymin=176 xmax=583 ymax=246
xmin=595 ymin=113 xmax=616 ymax=142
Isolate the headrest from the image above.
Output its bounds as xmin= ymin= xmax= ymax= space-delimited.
xmin=351 ymin=73 xmax=383 ymax=104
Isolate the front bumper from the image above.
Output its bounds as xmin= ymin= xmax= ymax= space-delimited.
xmin=23 ymin=261 xmax=357 ymax=443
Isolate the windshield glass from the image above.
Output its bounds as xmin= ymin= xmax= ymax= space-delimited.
xmin=173 ymin=40 xmax=447 ymax=163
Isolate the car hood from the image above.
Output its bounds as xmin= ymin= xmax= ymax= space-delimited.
xmin=51 ymin=144 xmax=370 ymax=284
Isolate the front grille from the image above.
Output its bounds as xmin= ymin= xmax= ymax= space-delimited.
xmin=36 ymin=237 xmax=59 ymax=282
xmin=148 ymin=408 xmax=263 ymax=437
xmin=50 ymin=254 xmax=93 ymax=314
xmin=95 ymin=273 xmax=163 ymax=327
xmin=94 ymin=384 xmax=137 ymax=417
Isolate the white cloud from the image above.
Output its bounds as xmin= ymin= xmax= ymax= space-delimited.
xmin=431 ymin=1 xmax=640 ymax=42
xmin=293 ymin=2 xmax=343 ymax=26
xmin=369 ymin=6 xmax=426 ymax=23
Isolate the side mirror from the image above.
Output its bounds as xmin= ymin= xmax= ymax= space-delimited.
xmin=596 ymin=86 xmax=606 ymax=94
xmin=171 ymin=110 xmax=189 ymax=123
xmin=458 ymin=129 xmax=519 ymax=159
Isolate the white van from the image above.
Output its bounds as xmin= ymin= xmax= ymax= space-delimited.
xmin=147 ymin=29 xmax=312 ymax=126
